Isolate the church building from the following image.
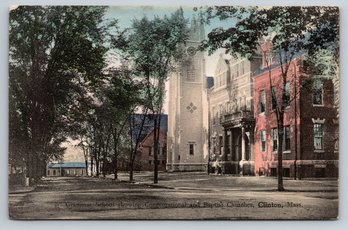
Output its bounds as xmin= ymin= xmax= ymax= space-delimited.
xmin=208 ymin=54 xmax=261 ymax=175
xmin=166 ymin=14 xmax=209 ymax=171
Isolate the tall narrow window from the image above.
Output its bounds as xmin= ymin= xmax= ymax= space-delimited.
xmin=271 ymin=128 xmax=278 ymax=151
xmin=284 ymin=126 xmax=291 ymax=151
xmin=283 ymin=82 xmax=290 ymax=107
xmin=212 ymin=107 xmax=216 ymax=125
xmin=260 ymin=130 xmax=266 ymax=152
xmin=260 ymin=90 xmax=266 ymax=113
xmin=314 ymin=123 xmax=323 ymax=150
xmin=313 ymin=80 xmax=323 ymax=105
xmin=189 ymin=143 xmax=194 ymax=155
xmin=148 ymin=147 xmax=152 ymax=155
xmin=271 ymin=87 xmax=277 ymax=110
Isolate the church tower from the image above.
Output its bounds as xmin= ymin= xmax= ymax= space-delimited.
xmin=167 ymin=14 xmax=209 ymax=171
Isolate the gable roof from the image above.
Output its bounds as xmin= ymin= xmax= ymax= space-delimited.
xmin=131 ymin=114 xmax=168 ymax=142
xmin=214 ymin=54 xmax=230 ymax=76
xmin=254 ymin=40 xmax=306 ymax=77
xmin=140 ymin=128 xmax=167 ymax=147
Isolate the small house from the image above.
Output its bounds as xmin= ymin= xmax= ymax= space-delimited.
xmin=47 ymin=162 xmax=88 ymax=177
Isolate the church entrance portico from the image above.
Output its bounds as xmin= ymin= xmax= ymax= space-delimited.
xmin=219 ymin=110 xmax=255 ymax=175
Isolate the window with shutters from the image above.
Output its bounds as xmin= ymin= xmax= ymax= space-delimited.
xmin=260 ymin=90 xmax=266 ymax=113
xmin=271 ymin=128 xmax=278 ymax=151
xmin=260 ymin=130 xmax=266 ymax=152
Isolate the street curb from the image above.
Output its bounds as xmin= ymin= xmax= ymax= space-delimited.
xmin=139 ymin=183 xmax=175 ymax=190
xmin=9 ymin=187 xmax=36 ymax=194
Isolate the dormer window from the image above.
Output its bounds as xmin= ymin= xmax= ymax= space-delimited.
xmin=313 ymin=80 xmax=323 ymax=106
xmin=263 ymin=51 xmax=275 ymax=68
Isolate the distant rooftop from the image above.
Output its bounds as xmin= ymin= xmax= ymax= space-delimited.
xmin=131 ymin=114 xmax=168 ymax=142
xmin=48 ymin=162 xmax=86 ymax=169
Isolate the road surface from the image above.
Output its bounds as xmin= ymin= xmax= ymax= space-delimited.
xmin=9 ymin=173 xmax=338 ymax=220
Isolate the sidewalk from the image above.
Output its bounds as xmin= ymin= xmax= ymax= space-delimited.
xmin=104 ymin=171 xmax=339 ymax=192
xmin=9 ymin=185 xmax=36 ymax=194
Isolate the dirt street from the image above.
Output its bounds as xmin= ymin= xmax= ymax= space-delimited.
xmin=9 ymin=173 xmax=338 ymax=220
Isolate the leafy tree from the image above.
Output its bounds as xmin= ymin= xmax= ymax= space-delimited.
xmin=69 ymin=62 xmax=144 ymax=179
xmin=100 ymin=66 xmax=144 ymax=179
xmin=9 ymin=6 xmax=114 ymax=183
xmin=118 ymin=8 xmax=189 ymax=183
xmin=200 ymin=6 xmax=339 ymax=191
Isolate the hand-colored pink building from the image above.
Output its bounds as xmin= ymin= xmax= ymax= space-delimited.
xmin=137 ymin=128 xmax=167 ymax=171
xmin=253 ymin=42 xmax=338 ymax=178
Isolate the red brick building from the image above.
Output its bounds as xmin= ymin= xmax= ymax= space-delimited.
xmin=137 ymin=128 xmax=167 ymax=171
xmin=253 ymin=44 xmax=338 ymax=178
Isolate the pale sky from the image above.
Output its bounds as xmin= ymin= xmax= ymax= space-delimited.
xmin=63 ymin=6 xmax=234 ymax=162
xmin=105 ymin=5 xmax=234 ymax=77
xmin=104 ymin=6 xmax=233 ymax=113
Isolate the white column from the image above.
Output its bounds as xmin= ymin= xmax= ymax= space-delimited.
xmin=230 ymin=130 xmax=233 ymax=161
xmin=241 ymin=126 xmax=246 ymax=161
xmin=224 ymin=129 xmax=228 ymax=161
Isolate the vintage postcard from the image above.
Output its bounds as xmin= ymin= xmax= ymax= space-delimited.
xmin=8 ymin=5 xmax=339 ymax=220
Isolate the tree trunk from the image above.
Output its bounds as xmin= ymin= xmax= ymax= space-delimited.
xmin=153 ymin=116 xmax=159 ymax=184
xmin=102 ymin=129 xmax=112 ymax=178
xmin=95 ymin=154 xmax=100 ymax=177
xmin=27 ymin=152 xmax=34 ymax=185
xmin=129 ymin=160 xmax=134 ymax=181
xmin=83 ymin=147 xmax=89 ymax=176
xmin=128 ymin=111 xmax=148 ymax=182
xmin=85 ymin=158 xmax=89 ymax=176
xmin=277 ymin=115 xmax=285 ymax=191
xmin=90 ymin=150 xmax=94 ymax=177
xmin=113 ymin=130 xmax=118 ymax=180
xmin=102 ymin=149 xmax=107 ymax=178
xmin=113 ymin=127 xmax=119 ymax=180
xmin=32 ymin=153 xmax=40 ymax=183
xmin=114 ymin=157 xmax=118 ymax=180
